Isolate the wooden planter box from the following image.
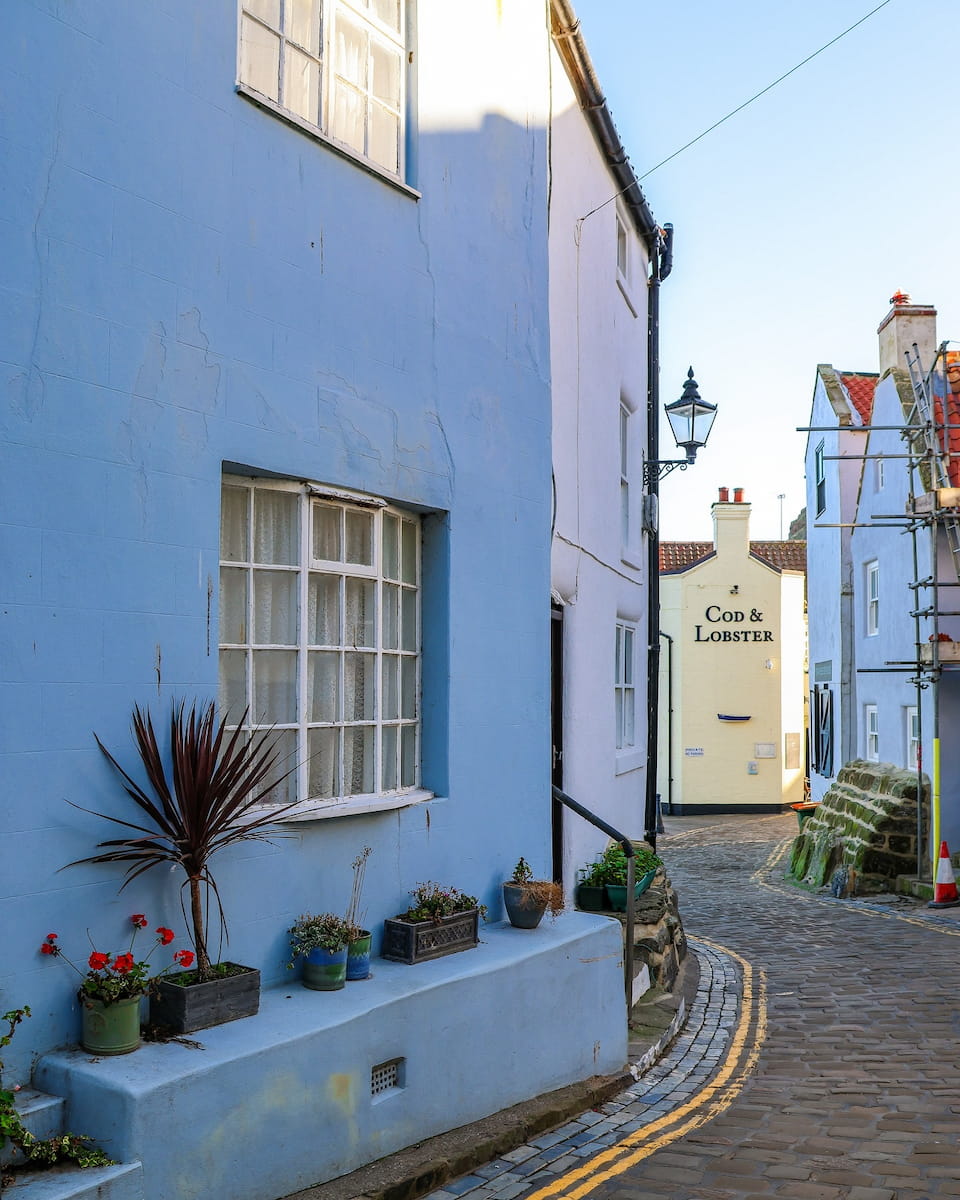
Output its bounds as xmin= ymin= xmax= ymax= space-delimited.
xmin=381 ymin=910 xmax=479 ymax=964
xmin=149 ymin=964 xmax=260 ymax=1034
xmin=921 ymin=640 xmax=960 ymax=663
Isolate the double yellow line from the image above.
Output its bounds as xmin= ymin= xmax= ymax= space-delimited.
xmin=524 ymin=939 xmax=767 ymax=1200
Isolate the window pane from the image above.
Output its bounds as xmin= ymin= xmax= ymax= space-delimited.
xmin=286 ymin=0 xmax=319 ymax=50
xmin=615 ymin=690 xmax=623 ymax=748
xmin=219 ymin=650 xmax=248 ymax=721
xmin=220 ymin=567 xmax=248 ymax=644
xmin=254 ymin=570 xmax=298 ymax=644
xmin=371 ymin=0 xmax=401 ymax=33
xmin=382 ymin=655 xmax=399 ymax=720
xmin=240 ymin=14 xmax=280 ymax=101
xmin=344 ymin=652 xmax=375 ymax=720
xmin=370 ymin=40 xmax=400 ymax=105
xmin=382 ymin=513 xmax=399 ymax=579
xmin=253 ymin=649 xmax=297 ymax=723
xmin=369 ymin=105 xmax=399 ymax=174
xmin=308 ymin=573 xmax=340 ymax=644
xmin=381 ymin=725 xmax=398 ymax=791
xmin=345 ymin=577 xmax=375 ymax=647
xmin=400 ymin=587 xmax=416 ymax=651
xmin=244 ymin=0 xmax=280 ymax=29
xmin=312 ymin=504 xmax=341 ymax=561
xmin=332 ymin=80 xmax=365 ymax=154
xmin=283 ymin=45 xmax=320 ymax=124
xmin=615 ymin=626 xmax=622 ymax=678
xmin=344 ymin=726 xmax=374 ymax=795
xmin=401 ymin=656 xmax=416 ymax=719
xmin=254 ymin=489 xmax=298 ymax=564
xmin=221 ymin=487 xmax=249 ymax=562
xmin=308 ymin=651 xmax=339 ymax=722
xmin=345 ymin=509 xmax=373 ymax=565
xmin=624 ymin=690 xmax=635 ymax=747
xmin=335 ymin=13 xmax=366 ymax=85
xmin=400 ymin=520 xmax=416 ymax=584
xmin=258 ymin=729 xmax=296 ymax=806
xmin=623 ymin=628 xmax=633 ymax=685
xmin=400 ymin=724 xmax=415 ymax=787
xmin=383 ymin=583 xmax=399 ymax=649
xmin=308 ymin=727 xmax=339 ymax=799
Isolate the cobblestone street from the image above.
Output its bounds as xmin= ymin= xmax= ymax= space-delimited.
xmin=427 ymin=813 xmax=960 ymax=1200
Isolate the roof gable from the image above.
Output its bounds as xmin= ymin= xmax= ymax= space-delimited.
xmin=660 ymin=541 xmax=806 ymax=574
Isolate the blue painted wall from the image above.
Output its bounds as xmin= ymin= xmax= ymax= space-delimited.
xmin=1 ymin=1 xmax=559 ymax=1089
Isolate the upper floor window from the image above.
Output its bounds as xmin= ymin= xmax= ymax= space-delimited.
xmin=875 ymin=455 xmax=885 ymax=492
xmin=620 ymin=403 xmax=630 ymax=547
xmin=905 ymin=705 xmax=919 ymax=770
xmin=866 ymin=560 xmax=879 ymax=636
xmin=815 ymin=441 xmax=826 ymax=515
xmin=864 ymin=704 xmax=879 ymax=761
xmin=615 ymin=620 xmax=636 ymax=750
xmin=239 ymin=0 xmax=408 ymax=179
xmin=616 ymin=212 xmax=629 ymax=282
xmin=219 ymin=478 xmax=421 ymax=813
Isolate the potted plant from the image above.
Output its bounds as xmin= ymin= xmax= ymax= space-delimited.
xmin=601 ymin=843 xmax=663 ymax=912
xmin=345 ymin=846 xmax=373 ymax=981
xmin=575 ymin=856 xmax=612 ymax=911
xmin=382 ymin=883 xmax=487 ymax=964
xmin=286 ymin=914 xmax=355 ymax=991
xmin=38 ymin=917 xmax=193 ymax=1054
xmin=502 ymin=858 xmax=565 ymax=929
xmin=66 ymin=700 xmax=297 ymax=1033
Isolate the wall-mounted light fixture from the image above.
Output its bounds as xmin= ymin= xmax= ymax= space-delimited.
xmin=643 ymin=367 xmax=717 ymax=485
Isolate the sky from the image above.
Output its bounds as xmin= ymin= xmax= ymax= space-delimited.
xmin=573 ymin=0 xmax=960 ymax=541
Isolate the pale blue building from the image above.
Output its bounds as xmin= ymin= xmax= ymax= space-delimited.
xmin=0 ymin=4 xmax=625 ymax=1195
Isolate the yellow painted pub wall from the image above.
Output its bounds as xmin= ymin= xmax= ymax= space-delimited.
xmin=657 ymin=498 xmax=807 ymax=813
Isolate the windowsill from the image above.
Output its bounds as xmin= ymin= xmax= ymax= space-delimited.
xmin=620 ymin=545 xmax=644 ymax=571
xmin=236 ymin=84 xmax=421 ymax=201
xmin=616 ymin=275 xmax=639 ymax=318
xmin=264 ymin=788 xmax=434 ymax=823
xmin=615 ymin=748 xmax=644 ymax=776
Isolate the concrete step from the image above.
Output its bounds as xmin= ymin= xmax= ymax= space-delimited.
xmin=4 ymin=1161 xmax=143 ymax=1199
xmin=2 ymin=1090 xmax=65 ymax=1168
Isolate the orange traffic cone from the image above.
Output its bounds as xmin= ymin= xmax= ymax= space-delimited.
xmin=928 ymin=841 xmax=960 ymax=908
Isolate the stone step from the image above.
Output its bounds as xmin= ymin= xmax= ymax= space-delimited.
xmin=2 ymin=1090 xmax=65 ymax=1168
xmin=4 ymin=1161 xmax=143 ymax=1199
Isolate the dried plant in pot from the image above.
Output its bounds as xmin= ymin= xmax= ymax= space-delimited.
xmin=66 ymin=700 xmax=297 ymax=1033
xmin=502 ymin=858 xmax=565 ymax=929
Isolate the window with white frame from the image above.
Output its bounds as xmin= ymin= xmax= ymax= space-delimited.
xmin=615 ymin=621 xmax=636 ymax=750
xmin=866 ymin=560 xmax=879 ymax=636
xmin=238 ymin=0 xmax=408 ymax=179
xmin=865 ymin=704 xmax=879 ymax=761
xmin=219 ymin=478 xmax=420 ymax=810
xmin=616 ymin=212 xmax=629 ymax=282
xmin=905 ymin=706 xmax=919 ymax=770
xmin=875 ymin=455 xmax=885 ymax=491
xmin=620 ymin=403 xmax=630 ymax=546
xmin=814 ymin=441 xmax=826 ymax=515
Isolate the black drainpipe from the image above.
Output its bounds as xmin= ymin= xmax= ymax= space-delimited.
xmin=644 ymin=224 xmax=673 ymax=850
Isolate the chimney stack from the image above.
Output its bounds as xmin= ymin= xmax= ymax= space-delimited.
xmin=877 ymin=291 xmax=937 ymax=375
xmin=712 ymin=488 xmax=751 ymax=558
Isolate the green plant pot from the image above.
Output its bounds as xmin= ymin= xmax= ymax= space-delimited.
xmin=346 ymin=931 xmax=372 ymax=980
xmin=303 ymin=946 xmax=348 ymax=991
xmin=575 ymin=883 xmax=607 ymax=911
xmin=81 ymin=994 xmax=142 ymax=1055
xmin=604 ymin=870 xmax=658 ymax=912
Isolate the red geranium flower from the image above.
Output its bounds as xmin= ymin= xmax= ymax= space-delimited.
xmin=131 ymin=914 xmax=148 ymax=928
xmin=40 ymin=942 xmax=57 ymax=955
xmin=88 ymin=951 xmax=111 ymax=970
xmin=112 ymin=953 xmax=135 ymax=974
xmin=174 ymin=949 xmax=195 ymax=968
xmin=47 ymin=933 xmax=58 ymax=940
xmin=156 ymin=927 xmax=175 ymax=946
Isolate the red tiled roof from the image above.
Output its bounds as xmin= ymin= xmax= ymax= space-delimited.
xmin=660 ymin=541 xmax=806 ymax=574
xmin=839 ymin=373 xmax=878 ymax=424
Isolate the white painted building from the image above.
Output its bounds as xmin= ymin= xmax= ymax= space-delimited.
xmin=657 ymin=491 xmax=806 ymax=813
xmin=548 ymin=2 xmax=665 ymax=881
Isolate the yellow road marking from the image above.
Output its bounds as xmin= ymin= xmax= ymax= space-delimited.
xmin=524 ymin=938 xmax=767 ymax=1200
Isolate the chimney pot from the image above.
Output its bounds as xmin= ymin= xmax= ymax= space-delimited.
xmin=734 ymin=487 xmax=744 ymax=503
xmin=718 ymin=487 xmax=729 ymax=502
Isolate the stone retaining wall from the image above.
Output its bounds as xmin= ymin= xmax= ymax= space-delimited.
xmin=609 ymin=861 xmax=687 ymax=991
xmin=789 ymin=760 xmax=926 ymax=891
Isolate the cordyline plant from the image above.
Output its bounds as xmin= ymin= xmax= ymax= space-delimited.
xmin=66 ymin=700 xmax=297 ymax=983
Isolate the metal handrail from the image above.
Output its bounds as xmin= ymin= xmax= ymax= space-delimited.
xmin=552 ymin=785 xmax=636 ymax=1013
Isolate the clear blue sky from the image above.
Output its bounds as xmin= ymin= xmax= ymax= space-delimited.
xmin=574 ymin=0 xmax=960 ymax=541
